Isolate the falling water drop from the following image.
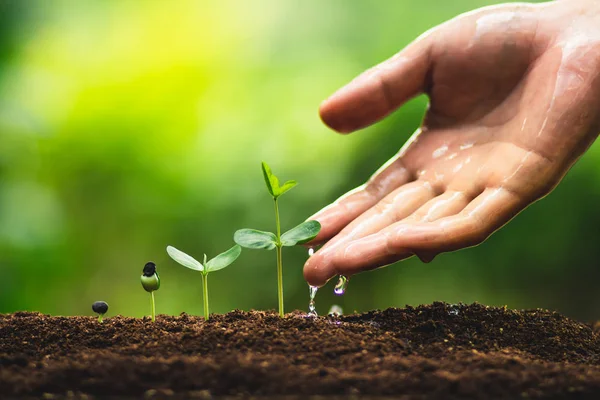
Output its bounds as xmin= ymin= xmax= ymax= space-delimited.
xmin=308 ymin=285 xmax=318 ymax=317
xmin=334 ymin=275 xmax=349 ymax=296
xmin=328 ymin=305 xmax=343 ymax=317
xmin=306 ymin=248 xmax=317 ymax=316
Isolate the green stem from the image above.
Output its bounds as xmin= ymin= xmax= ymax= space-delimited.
xmin=202 ymin=273 xmax=210 ymax=320
xmin=151 ymin=291 xmax=156 ymax=322
xmin=98 ymin=314 xmax=103 ymax=323
xmin=274 ymin=197 xmax=281 ymax=238
xmin=274 ymin=197 xmax=284 ymax=317
xmin=276 ymin=244 xmax=283 ymax=317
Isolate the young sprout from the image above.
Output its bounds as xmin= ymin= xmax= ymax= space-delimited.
xmin=141 ymin=262 xmax=160 ymax=322
xmin=234 ymin=162 xmax=321 ymax=317
xmin=92 ymin=301 xmax=109 ymax=323
xmin=166 ymin=244 xmax=241 ymax=320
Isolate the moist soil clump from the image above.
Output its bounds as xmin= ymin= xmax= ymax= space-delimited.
xmin=2 ymin=302 xmax=600 ymax=399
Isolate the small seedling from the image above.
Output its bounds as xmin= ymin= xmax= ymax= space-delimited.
xmin=166 ymin=244 xmax=241 ymax=320
xmin=234 ymin=162 xmax=321 ymax=317
xmin=141 ymin=262 xmax=160 ymax=322
xmin=92 ymin=301 xmax=109 ymax=323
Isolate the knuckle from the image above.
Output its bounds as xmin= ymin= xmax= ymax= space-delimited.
xmin=365 ymin=179 xmax=385 ymax=198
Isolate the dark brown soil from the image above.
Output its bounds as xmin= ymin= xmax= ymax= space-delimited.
xmin=2 ymin=302 xmax=600 ymax=399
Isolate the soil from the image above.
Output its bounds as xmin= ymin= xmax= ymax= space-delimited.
xmin=2 ymin=302 xmax=600 ymax=399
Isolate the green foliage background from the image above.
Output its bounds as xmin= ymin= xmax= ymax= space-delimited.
xmin=3 ymin=0 xmax=598 ymax=321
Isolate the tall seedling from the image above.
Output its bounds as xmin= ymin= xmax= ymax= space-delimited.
xmin=234 ymin=162 xmax=321 ymax=317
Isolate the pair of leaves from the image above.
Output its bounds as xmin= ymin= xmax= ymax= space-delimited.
xmin=262 ymin=162 xmax=297 ymax=199
xmin=234 ymin=220 xmax=321 ymax=250
xmin=166 ymin=244 xmax=241 ymax=273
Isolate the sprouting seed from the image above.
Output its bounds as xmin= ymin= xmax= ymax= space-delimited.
xmin=141 ymin=262 xmax=160 ymax=322
xmin=334 ymin=275 xmax=349 ymax=295
xmin=92 ymin=301 xmax=109 ymax=323
xmin=328 ymin=304 xmax=343 ymax=317
xmin=234 ymin=162 xmax=321 ymax=317
xmin=166 ymin=244 xmax=241 ymax=320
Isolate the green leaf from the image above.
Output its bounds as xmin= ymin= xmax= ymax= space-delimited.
xmin=261 ymin=161 xmax=280 ymax=198
xmin=234 ymin=229 xmax=277 ymax=250
xmin=281 ymin=220 xmax=321 ymax=246
xmin=166 ymin=245 xmax=203 ymax=271
xmin=206 ymin=245 xmax=242 ymax=272
xmin=278 ymin=180 xmax=297 ymax=197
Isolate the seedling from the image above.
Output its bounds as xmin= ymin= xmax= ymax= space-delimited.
xmin=92 ymin=301 xmax=109 ymax=323
xmin=234 ymin=162 xmax=321 ymax=317
xmin=166 ymin=244 xmax=241 ymax=320
xmin=141 ymin=262 xmax=160 ymax=322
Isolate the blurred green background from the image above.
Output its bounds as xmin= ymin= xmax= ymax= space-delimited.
xmin=3 ymin=0 xmax=600 ymax=322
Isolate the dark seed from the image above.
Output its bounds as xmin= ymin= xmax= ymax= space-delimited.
xmin=92 ymin=301 xmax=109 ymax=315
xmin=143 ymin=262 xmax=156 ymax=277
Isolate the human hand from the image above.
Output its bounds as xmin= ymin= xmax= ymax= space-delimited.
xmin=304 ymin=0 xmax=600 ymax=287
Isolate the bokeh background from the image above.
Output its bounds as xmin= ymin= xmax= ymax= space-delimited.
xmin=3 ymin=0 xmax=600 ymax=322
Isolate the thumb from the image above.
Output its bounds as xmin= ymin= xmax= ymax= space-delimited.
xmin=319 ymin=30 xmax=436 ymax=133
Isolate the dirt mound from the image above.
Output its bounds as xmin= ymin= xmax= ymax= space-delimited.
xmin=2 ymin=302 xmax=600 ymax=399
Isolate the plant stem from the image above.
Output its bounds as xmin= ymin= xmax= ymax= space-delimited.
xmin=151 ymin=291 xmax=156 ymax=322
xmin=276 ymin=245 xmax=283 ymax=317
xmin=202 ymin=273 xmax=210 ymax=320
xmin=274 ymin=197 xmax=284 ymax=317
xmin=98 ymin=314 xmax=103 ymax=323
xmin=274 ymin=197 xmax=281 ymax=238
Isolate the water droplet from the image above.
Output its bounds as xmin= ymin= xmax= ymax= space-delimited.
xmin=448 ymin=304 xmax=460 ymax=316
xmin=334 ymin=275 xmax=348 ymax=296
xmin=308 ymin=247 xmax=314 ymax=257
xmin=328 ymin=305 xmax=343 ymax=317
xmin=308 ymin=285 xmax=318 ymax=317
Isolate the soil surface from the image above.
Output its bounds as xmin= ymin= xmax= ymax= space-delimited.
xmin=2 ymin=302 xmax=600 ymax=399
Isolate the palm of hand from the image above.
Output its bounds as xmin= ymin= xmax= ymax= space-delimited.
xmin=304 ymin=1 xmax=600 ymax=286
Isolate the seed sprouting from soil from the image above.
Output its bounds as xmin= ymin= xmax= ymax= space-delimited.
xmin=334 ymin=275 xmax=348 ymax=295
xmin=141 ymin=261 xmax=160 ymax=322
xmin=92 ymin=301 xmax=109 ymax=323
xmin=328 ymin=304 xmax=343 ymax=316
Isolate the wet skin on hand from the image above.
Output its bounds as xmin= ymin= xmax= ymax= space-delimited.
xmin=304 ymin=0 xmax=600 ymax=287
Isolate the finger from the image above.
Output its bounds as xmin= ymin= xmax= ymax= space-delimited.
xmin=403 ymin=190 xmax=471 ymax=223
xmin=397 ymin=190 xmax=473 ymax=262
xmin=318 ymin=180 xmax=438 ymax=252
xmin=341 ymin=187 xmax=522 ymax=274
xmin=304 ymin=187 xmax=522 ymax=286
xmin=304 ymin=179 xmax=438 ymax=286
xmin=319 ymin=30 xmax=436 ymax=133
xmin=307 ymin=155 xmax=413 ymax=245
